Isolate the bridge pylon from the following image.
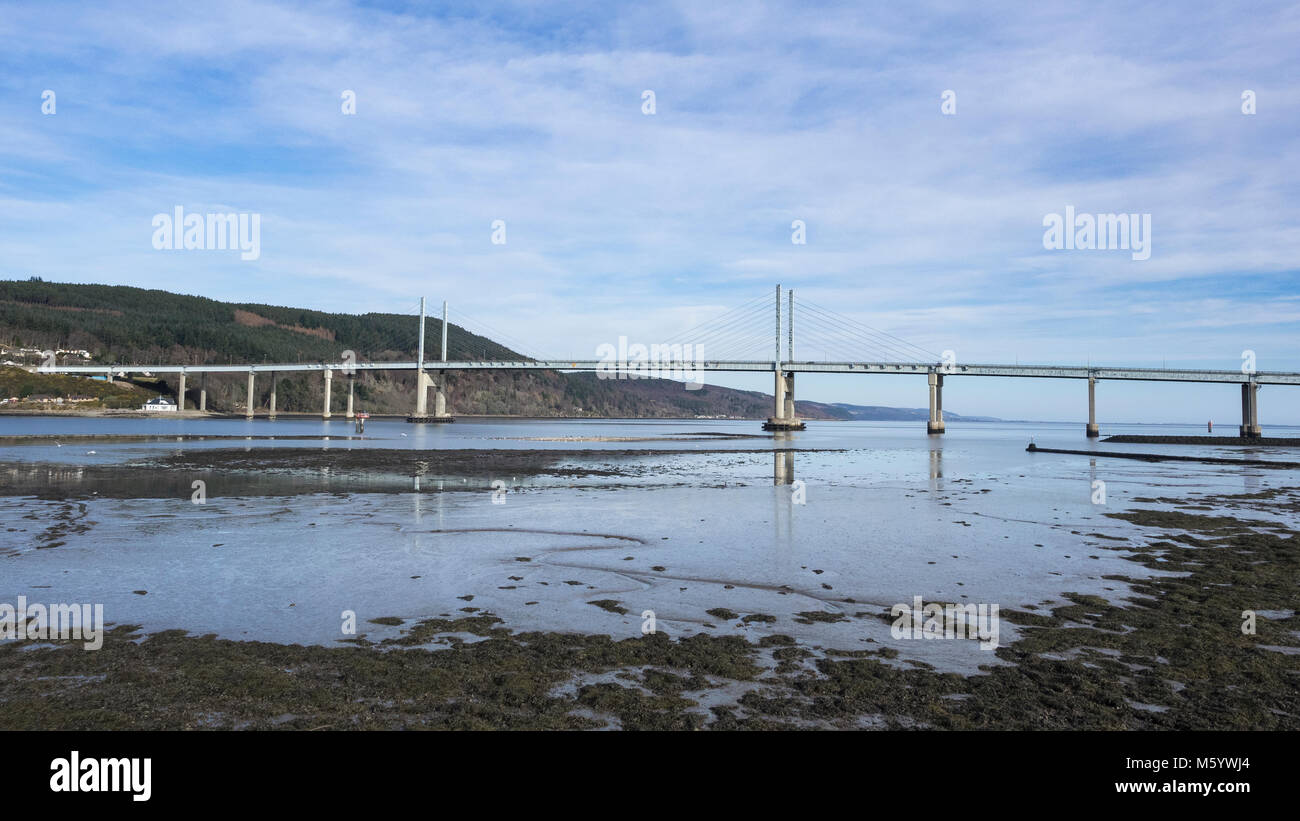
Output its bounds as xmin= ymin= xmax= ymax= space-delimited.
xmin=407 ymin=297 xmax=454 ymax=424
xmin=764 ymin=285 xmax=805 ymax=432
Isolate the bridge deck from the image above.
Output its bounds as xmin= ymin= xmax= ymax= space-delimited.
xmin=35 ymin=360 xmax=1300 ymax=385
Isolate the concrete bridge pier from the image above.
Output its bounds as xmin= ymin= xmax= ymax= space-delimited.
xmin=927 ymin=371 xmax=945 ymax=434
xmin=177 ymin=372 xmax=186 ymax=411
xmin=245 ymin=371 xmax=255 ymax=419
xmin=764 ymin=370 xmax=804 ymax=431
xmin=199 ymin=373 xmax=206 ymax=412
xmin=1086 ymin=376 xmax=1100 ymax=437
xmin=322 ymin=369 xmax=333 ymax=419
xmin=1240 ymin=383 xmax=1261 ymax=438
xmin=268 ymin=373 xmax=277 ymax=420
xmin=346 ymin=376 xmax=355 ymax=419
xmin=408 ymin=370 xmax=454 ymax=423
xmin=415 ymin=370 xmax=431 ymax=416
xmin=434 ymin=373 xmax=447 ymax=417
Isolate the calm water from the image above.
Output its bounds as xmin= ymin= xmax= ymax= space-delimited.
xmin=3 ymin=416 xmax=1298 ymax=673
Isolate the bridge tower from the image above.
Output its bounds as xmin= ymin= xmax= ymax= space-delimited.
xmin=408 ymin=297 xmax=454 ymax=424
xmin=764 ymin=284 xmax=805 ymax=432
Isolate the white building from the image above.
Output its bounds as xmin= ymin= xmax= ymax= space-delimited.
xmin=141 ymin=397 xmax=178 ymax=412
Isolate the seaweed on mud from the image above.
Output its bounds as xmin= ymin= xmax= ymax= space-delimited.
xmin=793 ymin=610 xmax=848 ymax=624
xmin=574 ymin=683 xmax=705 ymax=731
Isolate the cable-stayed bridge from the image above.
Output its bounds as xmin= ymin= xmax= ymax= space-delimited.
xmin=37 ymin=286 xmax=1298 ymax=436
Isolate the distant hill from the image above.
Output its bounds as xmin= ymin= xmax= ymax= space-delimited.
xmin=0 ymin=279 xmax=992 ymax=421
xmin=827 ymin=402 xmax=1001 ymax=422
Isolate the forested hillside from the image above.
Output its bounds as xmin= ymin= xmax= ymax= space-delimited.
xmin=0 ymin=279 xmax=512 ymax=365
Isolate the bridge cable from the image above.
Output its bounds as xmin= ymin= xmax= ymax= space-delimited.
xmin=796 ymin=298 xmax=941 ymax=362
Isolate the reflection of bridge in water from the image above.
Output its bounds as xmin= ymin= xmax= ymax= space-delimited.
xmin=771 ymin=447 xmax=944 ymax=487
xmin=39 ymin=286 xmax=1300 ymax=437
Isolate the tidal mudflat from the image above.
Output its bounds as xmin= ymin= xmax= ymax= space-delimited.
xmin=1 ymin=418 xmax=1297 ymax=729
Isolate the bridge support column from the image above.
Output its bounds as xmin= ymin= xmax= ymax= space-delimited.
xmin=177 ymin=372 xmax=186 ymax=411
xmin=408 ymin=370 xmax=454 ymax=423
xmin=927 ymin=371 xmax=945 ymax=434
xmin=268 ymin=373 xmax=277 ymax=420
xmin=346 ymin=376 xmax=355 ymax=419
xmin=764 ymin=370 xmax=804 ymax=431
xmin=199 ymin=374 xmax=206 ymax=412
xmin=434 ymin=373 xmax=447 ymax=417
xmin=1086 ymin=376 xmax=1100 ymax=437
xmin=1240 ymin=383 xmax=1261 ymax=438
xmin=322 ymin=369 xmax=332 ymax=419
xmin=416 ymin=370 xmax=430 ymax=417
xmin=245 ymin=371 xmax=255 ymax=419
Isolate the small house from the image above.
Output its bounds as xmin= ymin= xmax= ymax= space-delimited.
xmin=141 ymin=397 xmax=178 ymax=412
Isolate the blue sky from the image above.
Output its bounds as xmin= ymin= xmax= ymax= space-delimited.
xmin=2 ymin=0 xmax=1298 ymax=423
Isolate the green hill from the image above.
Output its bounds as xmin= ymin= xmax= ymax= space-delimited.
xmin=0 ymin=278 xmax=513 ymax=365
